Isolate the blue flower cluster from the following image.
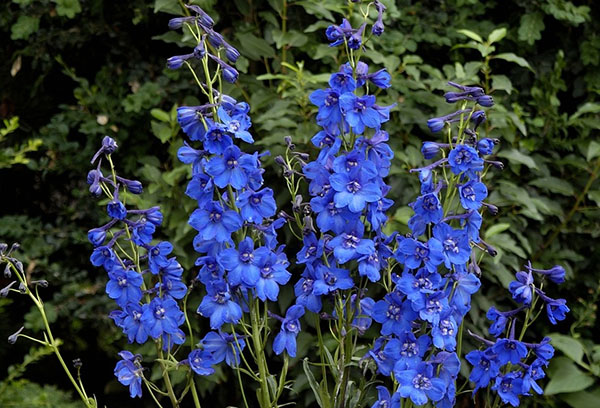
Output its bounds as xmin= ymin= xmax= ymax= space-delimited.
xmin=366 ymin=82 xmax=502 ymax=407
xmin=171 ymin=6 xmax=297 ymax=364
xmin=87 ymin=136 xmax=188 ymax=398
xmin=467 ymin=263 xmax=568 ymax=406
xmin=294 ymin=26 xmax=395 ymax=343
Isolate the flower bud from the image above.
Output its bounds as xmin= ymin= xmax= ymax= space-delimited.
xmin=32 ymin=280 xmax=48 ymax=288
xmin=421 ymin=142 xmax=441 ymax=159
xmin=0 ymin=243 xmax=7 ymax=253
xmin=4 ymin=263 xmax=11 ymax=278
xmin=0 ymin=281 xmax=17 ymax=297
xmin=73 ymin=358 xmax=83 ymax=369
xmin=8 ymin=326 xmax=24 ymax=344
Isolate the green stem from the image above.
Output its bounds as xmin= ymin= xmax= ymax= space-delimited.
xmin=250 ymin=298 xmax=271 ymax=408
xmin=190 ymin=376 xmax=202 ymax=408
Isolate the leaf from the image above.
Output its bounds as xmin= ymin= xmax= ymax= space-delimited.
xmin=549 ymin=333 xmax=586 ymax=365
xmin=491 ymin=75 xmax=513 ymax=94
xmin=518 ymin=13 xmax=545 ymax=45
xmin=587 ymin=141 xmax=600 ymax=161
xmin=588 ymin=191 xmax=600 ymax=206
xmin=153 ymin=0 xmax=181 ymax=15
xmin=570 ymin=102 xmax=600 ymax=121
xmin=542 ymin=0 xmax=590 ymax=26
xmin=151 ymin=121 xmax=172 ymax=143
xmin=493 ymin=53 xmax=534 ymax=71
xmin=529 ymin=177 xmax=575 ymax=196
xmin=485 ymin=223 xmax=511 ymax=239
xmin=54 ymin=0 xmax=82 ymax=19
xmin=150 ymin=109 xmax=170 ymax=123
xmin=235 ymin=33 xmax=276 ymax=61
xmin=11 ymin=15 xmax=40 ymax=40
xmin=561 ymin=388 xmax=600 ymax=408
xmin=487 ymin=28 xmax=507 ymax=44
xmin=546 ymin=357 xmax=594 ymax=395
xmin=497 ymin=149 xmax=539 ymax=169
xmin=295 ymin=1 xmax=338 ymax=22
xmin=457 ymin=29 xmax=483 ymax=43
xmin=303 ymin=359 xmax=324 ymax=407
xmin=272 ymin=30 xmax=308 ymax=49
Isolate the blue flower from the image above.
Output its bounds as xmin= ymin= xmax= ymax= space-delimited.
xmin=106 ymin=266 xmax=143 ymax=308
xmin=465 ymin=348 xmax=500 ymax=393
xmin=130 ymin=220 xmax=155 ymax=245
xmin=393 ymin=331 xmax=431 ymax=370
xmin=371 ymin=386 xmax=391 ymax=408
xmin=329 ymin=168 xmax=381 ymax=213
xmin=294 ymin=267 xmax=322 ymax=313
xmin=296 ymin=232 xmax=324 ymax=265
xmin=432 ymin=223 xmax=471 ymax=268
xmin=311 ymin=193 xmax=354 ymax=234
xmin=397 ymin=237 xmax=444 ymax=273
xmin=508 ymin=271 xmax=534 ymax=305
xmin=412 ymin=291 xmax=449 ymax=325
xmin=339 ymin=93 xmax=383 ymax=134
xmin=312 ymin=263 xmax=354 ymax=295
xmin=218 ymin=237 xmax=267 ymax=287
xmin=200 ymin=331 xmax=246 ymax=367
xmin=329 ymin=220 xmax=375 ymax=264
xmin=395 ymin=268 xmax=443 ymax=304
xmin=458 ymin=180 xmax=488 ymax=210
xmin=255 ymin=251 xmax=291 ymax=301
xmin=329 ymin=72 xmax=356 ymax=93
xmin=236 ymin=188 xmax=277 ymax=223
xmin=107 ymin=197 xmax=127 ymax=220
xmin=522 ymin=359 xmax=546 ymax=395
xmin=197 ymin=281 xmax=242 ymax=329
xmin=189 ymin=201 xmax=243 ymax=243
xmin=121 ymin=303 xmax=148 ymax=344
xmin=432 ymin=310 xmax=458 ymax=351
xmin=218 ymin=106 xmax=253 ymax=144
xmin=395 ymin=362 xmax=446 ymax=406
xmin=368 ymin=69 xmax=391 ymax=89
xmin=141 ymin=297 xmax=185 ymax=339
xmin=537 ymin=291 xmax=569 ymax=324
xmin=309 ymin=88 xmax=344 ymax=132
xmin=273 ymin=305 xmax=305 ymax=358
xmin=114 ymin=350 xmax=143 ymax=398
xmin=177 ymin=107 xmax=208 ymax=141
xmin=486 ymin=306 xmax=510 ymax=337
xmin=205 ymin=145 xmax=257 ymax=189
xmin=372 ymin=292 xmax=416 ymax=336
xmin=185 ymin=173 xmax=214 ymax=208
xmin=527 ymin=264 xmax=566 ymax=284
xmin=186 ymin=349 xmax=215 ymax=376
xmin=325 ymin=18 xmax=353 ymax=47
xmin=492 ymin=372 xmax=523 ymax=407
xmin=492 ymin=338 xmax=528 ymax=365
xmin=90 ymin=246 xmax=115 ymax=268
xmin=448 ymin=144 xmax=484 ymax=178
xmin=148 ymin=242 xmax=174 ymax=274
xmin=477 ymin=138 xmax=496 ymax=155
xmin=411 ymin=192 xmax=443 ymax=225
xmin=195 ymin=255 xmax=225 ymax=285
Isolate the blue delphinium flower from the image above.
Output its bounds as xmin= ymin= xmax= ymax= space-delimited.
xmin=106 ymin=265 xmax=143 ymax=307
xmin=372 ymin=292 xmax=416 ymax=336
xmin=272 ymin=305 xmax=305 ymax=358
xmin=217 ymin=106 xmax=253 ymax=143
xmin=114 ymin=351 xmax=143 ymax=398
xmin=205 ymin=145 xmax=257 ymax=189
xmin=465 ymin=349 xmax=501 ymax=393
xmin=458 ymin=180 xmax=488 ymax=210
xmin=448 ymin=144 xmax=484 ymax=178
xmin=329 ymin=167 xmax=381 ymax=212
xmin=432 ymin=222 xmax=470 ymax=268
xmin=218 ymin=237 xmax=267 ymax=287
xmin=309 ymin=88 xmax=343 ymax=132
xmin=492 ymin=372 xmax=523 ymax=407
xmin=339 ymin=94 xmax=383 ymax=134
xmin=492 ymin=338 xmax=528 ymax=365
xmin=508 ymin=270 xmax=534 ymax=305
xmin=394 ymin=362 xmax=446 ymax=406
xmin=312 ymin=263 xmax=354 ymax=295
xmin=140 ymin=297 xmax=185 ymax=339
xmin=294 ymin=267 xmax=322 ymax=313
xmin=235 ymin=188 xmax=277 ymax=223
xmin=186 ymin=349 xmax=215 ymax=376
xmin=200 ymin=331 xmax=246 ymax=367
xmin=189 ymin=201 xmax=243 ymax=243
xmin=329 ymin=220 xmax=375 ymax=264
xmin=371 ymin=386 xmax=391 ymax=408
xmin=254 ymin=251 xmax=291 ymax=302
xmin=197 ymin=281 xmax=242 ymax=329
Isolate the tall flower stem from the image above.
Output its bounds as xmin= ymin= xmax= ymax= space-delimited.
xmin=250 ymin=298 xmax=272 ymax=408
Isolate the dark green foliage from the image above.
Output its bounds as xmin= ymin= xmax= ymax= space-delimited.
xmin=1 ymin=0 xmax=599 ymax=406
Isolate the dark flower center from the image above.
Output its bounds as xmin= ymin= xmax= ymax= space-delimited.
xmin=412 ymin=373 xmax=432 ymax=390
xmin=346 ymin=180 xmax=362 ymax=193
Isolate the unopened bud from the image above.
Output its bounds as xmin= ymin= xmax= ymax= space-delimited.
xmin=18 ymin=282 xmax=27 ymax=293
xmin=32 ymin=280 xmax=49 ymax=288
xmin=0 ymin=243 xmax=7 ymax=253
xmin=284 ymin=136 xmax=295 ymax=150
xmin=0 ymin=281 xmax=17 ymax=297
xmin=294 ymin=152 xmax=310 ymax=161
xmin=8 ymin=326 xmax=24 ymax=344
xmin=4 ymin=263 xmax=11 ymax=278
xmin=9 ymin=243 xmax=20 ymax=254
xmin=73 ymin=358 xmax=83 ymax=369
xmin=274 ymin=155 xmax=286 ymax=167
xmin=483 ymin=202 xmax=498 ymax=215
xmin=292 ymin=195 xmax=303 ymax=213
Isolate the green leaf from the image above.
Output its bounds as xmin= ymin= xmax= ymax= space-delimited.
xmin=151 ymin=121 xmax=172 ymax=143
xmin=587 ymin=141 xmax=600 ymax=161
xmin=11 ymin=15 xmax=40 ymax=40
xmin=549 ymin=333 xmax=586 ymax=365
xmin=561 ymin=388 xmax=600 ymax=408
xmin=497 ymin=149 xmax=539 ymax=169
xmin=529 ymin=177 xmax=575 ymax=196
xmin=54 ymin=0 xmax=82 ymax=19
xmin=150 ymin=109 xmax=170 ymax=123
xmin=546 ymin=357 xmax=594 ymax=395
xmin=272 ymin=30 xmax=308 ymax=49
xmin=493 ymin=53 xmax=534 ymax=71
xmin=588 ymin=191 xmax=600 ymax=206
xmin=235 ymin=33 xmax=276 ymax=61
xmin=153 ymin=0 xmax=181 ymax=15
xmin=485 ymin=223 xmax=511 ymax=239
xmin=542 ymin=0 xmax=590 ymax=26
xmin=570 ymin=102 xmax=600 ymax=121
xmin=294 ymin=1 xmax=337 ymax=22
xmin=518 ymin=13 xmax=545 ymax=45
xmin=487 ymin=28 xmax=507 ymax=44
xmin=303 ymin=359 xmax=324 ymax=407
xmin=491 ymin=74 xmax=513 ymax=94
xmin=457 ymin=29 xmax=483 ymax=43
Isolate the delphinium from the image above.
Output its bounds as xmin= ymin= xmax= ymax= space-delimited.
xmin=466 ymin=263 xmax=568 ymax=407
xmin=86 ymin=136 xmax=193 ymax=406
xmin=170 ymin=5 xmax=291 ymax=408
